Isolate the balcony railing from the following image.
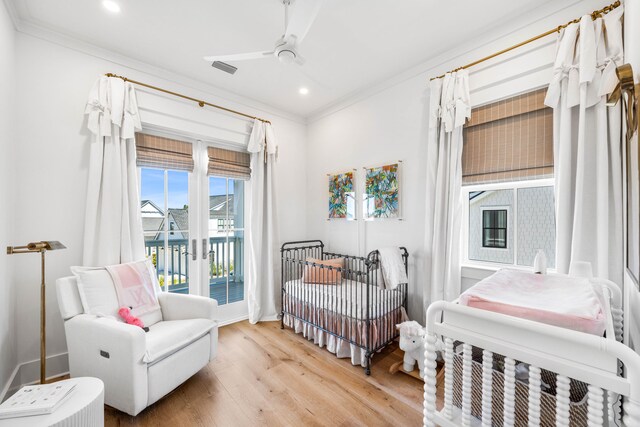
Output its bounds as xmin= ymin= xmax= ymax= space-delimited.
xmin=144 ymin=235 xmax=244 ymax=305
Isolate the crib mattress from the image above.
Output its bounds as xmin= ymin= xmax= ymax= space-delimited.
xmin=459 ymin=269 xmax=606 ymax=335
xmin=284 ymin=278 xmax=403 ymax=320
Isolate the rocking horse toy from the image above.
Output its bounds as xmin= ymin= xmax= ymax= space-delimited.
xmin=390 ymin=320 xmax=444 ymax=385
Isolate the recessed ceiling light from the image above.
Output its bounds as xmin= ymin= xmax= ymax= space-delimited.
xmin=102 ymin=0 xmax=121 ymax=13
xmin=299 ymin=87 xmax=309 ymax=95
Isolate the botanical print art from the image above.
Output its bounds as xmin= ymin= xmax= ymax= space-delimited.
xmin=364 ymin=163 xmax=400 ymax=219
xmin=328 ymin=171 xmax=355 ymax=220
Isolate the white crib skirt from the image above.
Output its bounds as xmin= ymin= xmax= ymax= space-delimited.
xmin=284 ymin=314 xmax=369 ymax=366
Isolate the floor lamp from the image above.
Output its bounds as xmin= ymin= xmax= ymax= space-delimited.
xmin=7 ymin=241 xmax=66 ymax=384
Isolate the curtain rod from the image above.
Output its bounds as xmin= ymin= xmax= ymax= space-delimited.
xmin=104 ymin=73 xmax=271 ymax=124
xmin=429 ymin=0 xmax=621 ymax=81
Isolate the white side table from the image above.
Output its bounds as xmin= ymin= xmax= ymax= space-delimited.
xmin=0 ymin=377 xmax=104 ymax=427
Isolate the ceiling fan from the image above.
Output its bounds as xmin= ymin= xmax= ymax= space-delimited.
xmin=203 ymin=0 xmax=324 ymax=66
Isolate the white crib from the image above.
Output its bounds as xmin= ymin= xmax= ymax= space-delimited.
xmin=423 ymin=279 xmax=640 ymax=426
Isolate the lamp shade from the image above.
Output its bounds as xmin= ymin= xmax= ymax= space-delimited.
xmin=7 ymin=241 xmax=66 ymax=254
xmin=27 ymin=241 xmax=66 ymax=251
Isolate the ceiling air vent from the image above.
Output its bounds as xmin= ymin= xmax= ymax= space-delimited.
xmin=211 ymin=61 xmax=237 ymax=75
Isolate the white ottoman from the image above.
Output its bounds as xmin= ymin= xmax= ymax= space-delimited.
xmin=0 ymin=377 xmax=104 ymax=427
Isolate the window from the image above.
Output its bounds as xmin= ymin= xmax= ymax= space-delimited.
xmin=209 ymin=176 xmax=245 ymax=305
xmin=482 ymin=209 xmax=507 ymax=248
xmin=463 ymin=89 xmax=556 ymax=268
xmin=465 ymin=180 xmax=555 ymax=267
xmin=140 ymin=168 xmax=190 ymax=293
xmin=216 ymin=218 xmax=234 ymax=230
xmin=136 ymin=133 xmax=194 ymax=292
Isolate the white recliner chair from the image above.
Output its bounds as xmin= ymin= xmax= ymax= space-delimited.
xmin=56 ymin=276 xmax=218 ymax=416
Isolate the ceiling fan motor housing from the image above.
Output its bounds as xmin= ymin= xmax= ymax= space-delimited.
xmin=274 ymin=38 xmax=298 ymax=64
xmin=277 ymin=49 xmax=296 ymax=64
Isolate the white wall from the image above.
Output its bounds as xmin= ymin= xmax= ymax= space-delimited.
xmin=306 ymin=0 xmax=609 ymax=322
xmin=623 ymin=0 xmax=640 ymax=352
xmin=0 ymin=0 xmax=17 ymax=399
xmin=307 ymin=75 xmax=429 ymax=320
xmin=10 ymin=30 xmax=307 ymax=382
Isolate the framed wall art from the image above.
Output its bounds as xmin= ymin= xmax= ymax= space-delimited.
xmin=328 ymin=170 xmax=356 ymax=220
xmin=363 ymin=162 xmax=401 ymax=220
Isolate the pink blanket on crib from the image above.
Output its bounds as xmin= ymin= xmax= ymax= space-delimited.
xmin=459 ymin=270 xmax=606 ymax=336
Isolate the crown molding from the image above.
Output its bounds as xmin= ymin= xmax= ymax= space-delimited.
xmin=306 ymin=0 xmax=600 ymax=123
xmin=6 ymin=0 xmax=609 ymax=124
xmin=10 ymin=12 xmax=307 ymax=126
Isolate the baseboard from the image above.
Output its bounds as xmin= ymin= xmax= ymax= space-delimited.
xmin=3 ymin=352 xmax=69 ymax=401
xmin=218 ymin=314 xmax=250 ymax=327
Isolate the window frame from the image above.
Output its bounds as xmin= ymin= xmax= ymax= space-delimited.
xmin=462 ymin=178 xmax=555 ymax=271
xmin=481 ymin=207 xmax=509 ymax=249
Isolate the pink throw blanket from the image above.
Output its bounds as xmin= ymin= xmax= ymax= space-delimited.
xmin=459 ymin=270 xmax=606 ymax=336
xmin=106 ymin=260 xmax=160 ymax=318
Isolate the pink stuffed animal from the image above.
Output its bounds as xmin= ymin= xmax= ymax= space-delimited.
xmin=118 ymin=306 xmax=148 ymax=332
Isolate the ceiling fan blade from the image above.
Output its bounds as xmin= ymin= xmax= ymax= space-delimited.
xmin=203 ymin=51 xmax=273 ymax=62
xmin=294 ymin=54 xmax=306 ymax=66
xmin=284 ymin=0 xmax=324 ymax=45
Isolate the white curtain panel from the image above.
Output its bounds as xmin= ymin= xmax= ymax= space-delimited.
xmin=544 ymin=7 xmax=624 ymax=285
xmin=246 ymin=119 xmax=279 ymax=323
xmin=424 ymin=70 xmax=471 ymax=311
xmin=83 ymin=76 xmax=145 ymax=266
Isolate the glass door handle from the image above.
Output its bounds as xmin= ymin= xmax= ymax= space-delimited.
xmin=191 ymin=239 xmax=197 ymax=261
xmin=202 ymin=238 xmax=208 ymax=260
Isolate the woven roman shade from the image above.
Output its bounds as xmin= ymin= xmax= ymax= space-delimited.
xmin=207 ymin=146 xmax=251 ymax=180
xmin=135 ymin=133 xmax=194 ymax=172
xmin=462 ymin=88 xmax=553 ymax=185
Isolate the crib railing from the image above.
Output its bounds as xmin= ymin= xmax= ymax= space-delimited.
xmin=423 ymin=301 xmax=640 ymax=427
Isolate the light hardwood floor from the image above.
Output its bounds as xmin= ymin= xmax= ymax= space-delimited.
xmin=104 ymin=320 xmax=425 ymax=427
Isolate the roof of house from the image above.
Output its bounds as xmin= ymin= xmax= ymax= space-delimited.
xmin=209 ymin=194 xmax=235 ymax=219
xmin=141 ymin=199 xmax=163 ymax=215
xmin=140 ymin=196 xmax=237 ymax=238
xmin=141 ymin=201 xmax=190 ymax=239
xmin=167 ymin=208 xmax=189 ymax=232
xmin=142 ymin=217 xmax=164 ymax=235
xmin=469 ymin=191 xmax=485 ymax=201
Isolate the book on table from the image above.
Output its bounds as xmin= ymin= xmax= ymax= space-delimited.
xmin=0 ymin=382 xmax=76 ymax=419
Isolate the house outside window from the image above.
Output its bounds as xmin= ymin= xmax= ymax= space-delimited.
xmin=465 ymin=182 xmax=555 ymax=267
xmin=462 ymin=88 xmax=556 ymax=269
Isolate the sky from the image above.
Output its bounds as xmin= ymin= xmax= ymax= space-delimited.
xmin=140 ymin=168 xmax=232 ymax=210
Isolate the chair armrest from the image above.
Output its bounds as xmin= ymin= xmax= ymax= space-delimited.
xmin=65 ymin=314 xmax=147 ymax=360
xmin=158 ymin=292 xmax=218 ymax=321
xmin=64 ymin=314 xmax=148 ymax=416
